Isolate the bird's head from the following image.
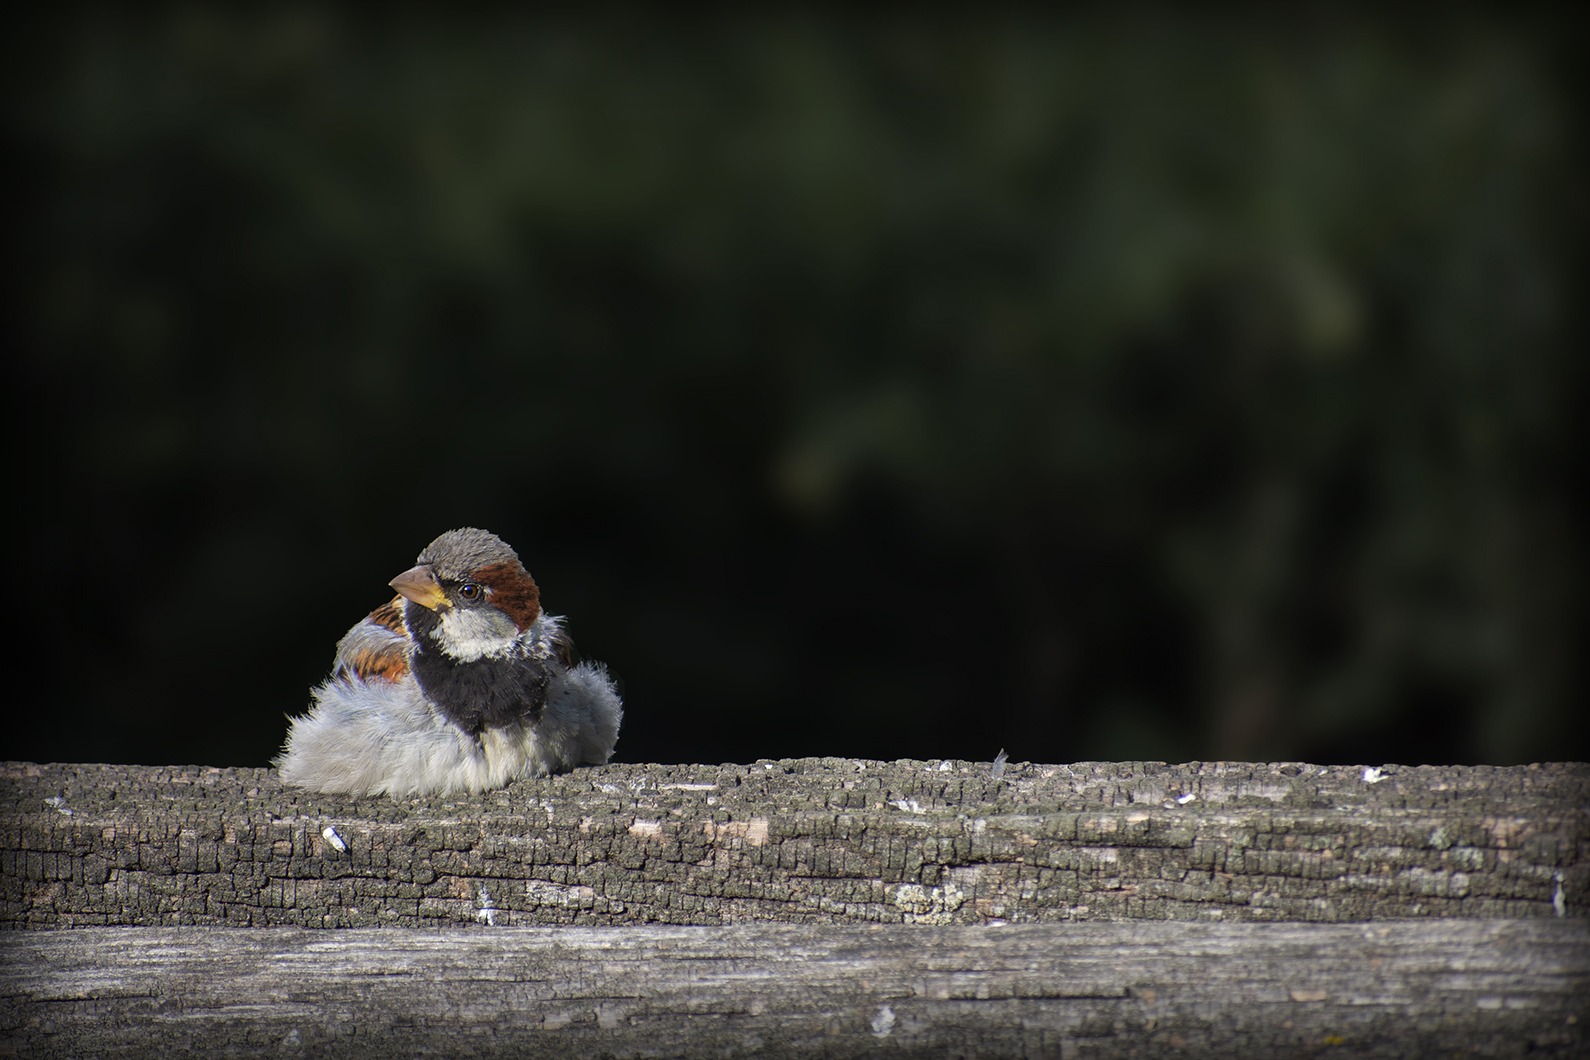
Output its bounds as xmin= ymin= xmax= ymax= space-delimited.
xmin=389 ymin=527 xmax=541 ymax=661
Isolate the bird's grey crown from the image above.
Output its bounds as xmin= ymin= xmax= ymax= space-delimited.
xmin=417 ymin=527 xmax=522 ymax=579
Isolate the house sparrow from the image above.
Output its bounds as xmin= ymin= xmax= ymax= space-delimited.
xmin=276 ymin=528 xmax=622 ymax=796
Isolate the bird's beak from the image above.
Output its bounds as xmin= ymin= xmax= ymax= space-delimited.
xmin=389 ymin=565 xmax=450 ymax=611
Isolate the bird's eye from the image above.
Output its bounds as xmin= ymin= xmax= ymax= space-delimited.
xmin=458 ymin=583 xmax=482 ymax=600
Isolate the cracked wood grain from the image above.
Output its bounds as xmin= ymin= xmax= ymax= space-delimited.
xmin=2 ymin=921 xmax=1585 ymax=1058
xmin=2 ymin=759 xmax=1585 ymax=929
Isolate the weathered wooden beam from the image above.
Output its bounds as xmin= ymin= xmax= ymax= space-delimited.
xmin=2 ymin=921 xmax=1586 ymax=1058
xmin=3 ymin=759 xmax=1585 ymax=928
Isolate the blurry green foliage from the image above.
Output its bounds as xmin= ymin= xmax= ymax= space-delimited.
xmin=7 ymin=9 xmax=1583 ymax=767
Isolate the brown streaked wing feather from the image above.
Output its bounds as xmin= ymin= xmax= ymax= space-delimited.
xmin=342 ymin=643 xmax=410 ymax=683
xmin=332 ymin=599 xmax=413 ymax=683
xmin=368 ymin=596 xmax=407 ymax=634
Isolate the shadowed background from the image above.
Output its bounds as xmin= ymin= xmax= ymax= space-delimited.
xmin=5 ymin=9 xmax=1585 ymax=770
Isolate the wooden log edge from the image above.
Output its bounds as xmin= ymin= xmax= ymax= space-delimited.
xmin=2 ymin=920 xmax=1586 ymax=1058
xmin=3 ymin=759 xmax=1586 ymax=928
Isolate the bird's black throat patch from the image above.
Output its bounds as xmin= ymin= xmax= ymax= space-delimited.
xmin=407 ymin=624 xmax=550 ymax=735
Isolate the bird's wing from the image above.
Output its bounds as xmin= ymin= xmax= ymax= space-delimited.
xmin=331 ymin=596 xmax=413 ymax=683
xmin=546 ymin=623 xmax=575 ymax=668
xmin=529 ymin=613 xmax=577 ymax=668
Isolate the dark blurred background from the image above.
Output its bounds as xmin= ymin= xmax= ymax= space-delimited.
xmin=5 ymin=9 xmax=1585 ymax=770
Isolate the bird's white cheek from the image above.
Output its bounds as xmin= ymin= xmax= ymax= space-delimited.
xmin=435 ymin=608 xmax=519 ymax=662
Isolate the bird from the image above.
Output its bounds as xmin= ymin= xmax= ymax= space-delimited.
xmin=276 ymin=527 xmax=623 ymax=796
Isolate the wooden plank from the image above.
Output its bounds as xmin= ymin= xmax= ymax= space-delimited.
xmin=2 ymin=920 xmax=1585 ymax=1058
xmin=3 ymin=759 xmax=1585 ymax=928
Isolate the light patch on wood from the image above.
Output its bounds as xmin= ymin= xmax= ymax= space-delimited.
xmin=1484 ymin=817 xmax=1528 ymax=848
xmin=704 ymin=818 xmax=769 ymax=846
xmin=629 ymin=819 xmax=662 ymax=837
xmin=1289 ymin=988 xmax=1328 ymax=1002
xmin=526 ymin=881 xmax=596 ymax=907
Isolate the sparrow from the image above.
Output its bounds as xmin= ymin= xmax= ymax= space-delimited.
xmin=276 ymin=527 xmax=623 ymax=797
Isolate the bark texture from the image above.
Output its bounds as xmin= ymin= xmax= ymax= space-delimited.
xmin=3 ymin=921 xmax=1586 ymax=1058
xmin=3 ymin=759 xmax=1584 ymax=928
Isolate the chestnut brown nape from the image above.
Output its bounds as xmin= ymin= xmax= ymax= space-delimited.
xmin=473 ymin=560 xmax=542 ymax=631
